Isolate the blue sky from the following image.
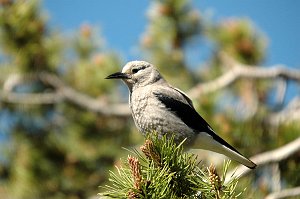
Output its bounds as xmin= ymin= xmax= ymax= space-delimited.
xmin=43 ymin=0 xmax=300 ymax=68
xmin=196 ymin=1 xmax=300 ymax=68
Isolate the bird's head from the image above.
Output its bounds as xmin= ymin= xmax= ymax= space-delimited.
xmin=106 ymin=61 xmax=164 ymax=91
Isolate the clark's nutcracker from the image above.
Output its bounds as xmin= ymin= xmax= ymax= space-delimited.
xmin=106 ymin=61 xmax=256 ymax=169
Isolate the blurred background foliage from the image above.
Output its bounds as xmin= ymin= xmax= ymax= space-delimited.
xmin=0 ymin=0 xmax=299 ymax=198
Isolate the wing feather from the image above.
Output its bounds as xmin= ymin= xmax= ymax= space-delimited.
xmin=153 ymin=90 xmax=241 ymax=155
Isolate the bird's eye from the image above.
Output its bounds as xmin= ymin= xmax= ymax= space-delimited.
xmin=132 ymin=68 xmax=139 ymax=74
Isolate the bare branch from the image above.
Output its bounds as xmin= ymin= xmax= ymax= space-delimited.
xmin=187 ymin=52 xmax=300 ymax=98
xmin=226 ymin=137 xmax=300 ymax=181
xmin=274 ymin=79 xmax=287 ymax=106
xmin=268 ymin=97 xmax=300 ymax=125
xmin=271 ymin=163 xmax=281 ymax=192
xmin=265 ymin=186 xmax=300 ymax=199
xmin=187 ymin=65 xmax=300 ymax=98
xmin=1 ymin=61 xmax=300 ymax=118
xmin=0 ymin=90 xmax=62 ymax=104
xmin=3 ymin=73 xmax=24 ymax=91
xmin=0 ymin=72 xmax=131 ymax=117
xmin=39 ymin=72 xmax=131 ymax=117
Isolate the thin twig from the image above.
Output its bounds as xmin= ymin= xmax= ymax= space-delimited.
xmin=226 ymin=137 xmax=300 ymax=181
xmin=267 ymin=97 xmax=300 ymax=125
xmin=265 ymin=186 xmax=300 ymax=199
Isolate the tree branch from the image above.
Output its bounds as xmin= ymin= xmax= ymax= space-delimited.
xmin=265 ymin=186 xmax=300 ymax=199
xmin=187 ymin=64 xmax=300 ymax=98
xmin=0 ymin=72 xmax=131 ymax=117
xmin=1 ymin=62 xmax=300 ymax=118
xmin=226 ymin=137 xmax=300 ymax=181
xmin=40 ymin=73 xmax=130 ymax=116
xmin=0 ymin=90 xmax=62 ymax=104
xmin=267 ymin=97 xmax=300 ymax=125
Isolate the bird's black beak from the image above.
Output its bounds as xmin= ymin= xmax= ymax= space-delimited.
xmin=105 ymin=72 xmax=130 ymax=79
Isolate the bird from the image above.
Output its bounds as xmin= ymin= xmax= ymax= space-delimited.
xmin=106 ymin=60 xmax=256 ymax=169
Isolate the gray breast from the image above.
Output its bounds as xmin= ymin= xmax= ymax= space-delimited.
xmin=129 ymin=86 xmax=195 ymax=144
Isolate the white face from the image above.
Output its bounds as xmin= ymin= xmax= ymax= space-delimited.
xmin=121 ymin=61 xmax=155 ymax=87
xmin=106 ymin=60 xmax=163 ymax=92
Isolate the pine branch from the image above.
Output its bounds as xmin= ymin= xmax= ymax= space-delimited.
xmin=100 ymin=135 xmax=244 ymax=199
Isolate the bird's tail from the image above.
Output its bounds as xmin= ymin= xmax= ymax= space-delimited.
xmin=195 ymin=133 xmax=256 ymax=169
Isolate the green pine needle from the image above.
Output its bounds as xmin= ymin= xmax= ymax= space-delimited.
xmin=100 ymin=134 xmax=245 ymax=199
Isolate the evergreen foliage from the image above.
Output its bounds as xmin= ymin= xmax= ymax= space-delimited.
xmin=101 ymin=135 xmax=242 ymax=199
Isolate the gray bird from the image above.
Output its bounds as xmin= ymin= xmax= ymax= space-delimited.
xmin=106 ymin=60 xmax=256 ymax=169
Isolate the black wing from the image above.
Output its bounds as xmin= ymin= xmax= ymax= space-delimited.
xmin=154 ymin=92 xmax=241 ymax=154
